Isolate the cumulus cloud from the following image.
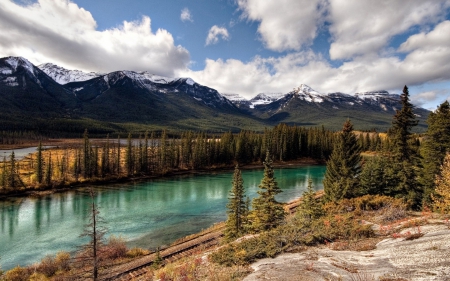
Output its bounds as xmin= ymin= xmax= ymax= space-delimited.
xmin=179 ymin=18 xmax=450 ymax=104
xmin=180 ymin=8 xmax=193 ymax=22
xmin=237 ymin=0 xmax=326 ymax=52
xmin=205 ymin=26 xmax=230 ymax=45
xmin=0 ymin=0 xmax=190 ymax=76
xmin=328 ymin=0 xmax=450 ymax=60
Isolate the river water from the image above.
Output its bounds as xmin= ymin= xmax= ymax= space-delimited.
xmin=0 ymin=165 xmax=326 ymax=270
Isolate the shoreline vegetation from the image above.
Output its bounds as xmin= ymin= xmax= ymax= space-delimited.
xmin=1 ymin=124 xmax=340 ymax=199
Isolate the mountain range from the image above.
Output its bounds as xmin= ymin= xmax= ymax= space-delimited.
xmin=0 ymin=56 xmax=429 ymax=135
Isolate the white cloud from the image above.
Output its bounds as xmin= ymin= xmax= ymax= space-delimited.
xmin=328 ymin=0 xmax=450 ymax=60
xmin=236 ymin=0 xmax=326 ymax=52
xmin=0 ymin=0 xmax=190 ymax=76
xmin=180 ymin=18 xmax=450 ymax=103
xmin=205 ymin=26 xmax=230 ymax=46
xmin=180 ymin=8 xmax=193 ymax=22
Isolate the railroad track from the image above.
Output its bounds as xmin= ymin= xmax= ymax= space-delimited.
xmin=100 ymin=228 xmax=224 ymax=281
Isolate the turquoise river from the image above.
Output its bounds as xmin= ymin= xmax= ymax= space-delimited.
xmin=0 ymin=165 xmax=326 ymax=270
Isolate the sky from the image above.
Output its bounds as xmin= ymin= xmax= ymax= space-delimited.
xmin=1 ymin=0 xmax=450 ymax=110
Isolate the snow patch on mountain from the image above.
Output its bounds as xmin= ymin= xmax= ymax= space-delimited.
xmin=249 ymin=93 xmax=285 ymax=108
xmin=221 ymin=93 xmax=248 ymax=101
xmin=354 ymin=90 xmax=392 ymax=100
xmin=293 ymin=84 xmax=325 ymax=103
xmin=38 ymin=63 xmax=102 ymax=84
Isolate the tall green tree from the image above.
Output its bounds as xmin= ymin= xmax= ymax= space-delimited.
xmin=388 ymin=85 xmax=421 ymax=208
xmin=390 ymin=86 xmax=419 ymax=162
xmin=420 ymin=101 xmax=450 ymax=204
xmin=251 ymin=151 xmax=285 ymax=232
xmin=225 ymin=165 xmax=247 ymax=240
xmin=323 ymin=120 xmax=362 ymax=201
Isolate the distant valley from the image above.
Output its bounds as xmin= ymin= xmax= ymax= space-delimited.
xmin=0 ymin=56 xmax=429 ymax=135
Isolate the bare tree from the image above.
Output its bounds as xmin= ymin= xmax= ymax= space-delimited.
xmin=80 ymin=189 xmax=107 ymax=280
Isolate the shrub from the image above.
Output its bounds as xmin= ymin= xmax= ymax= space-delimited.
xmin=3 ymin=266 xmax=31 ymax=281
xmin=55 ymin=251 xmax=71 ymax=271
xmin=36 ymin=255 xmax=58 ymax=277
xmin=100 ymin=235 xmax=127 ymax=261
xmin=126 ymin=247 xmax=150 ymax=258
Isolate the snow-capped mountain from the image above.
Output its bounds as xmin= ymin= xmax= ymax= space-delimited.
xmin=38 ymin=63 xmax=104 ymax=84
xmin=249 ymin=93 xmax=285 ymax=108
xmin=0 ymin=56 xmax=430 ymax=132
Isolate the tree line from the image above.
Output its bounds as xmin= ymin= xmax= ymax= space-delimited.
xmin=0 ymin=124 xmax=348 ymax=190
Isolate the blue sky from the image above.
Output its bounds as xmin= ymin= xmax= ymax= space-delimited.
xmin=2 ymin=0 xmax=450 ymax=110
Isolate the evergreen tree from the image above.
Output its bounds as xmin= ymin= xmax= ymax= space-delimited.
xmin=390 ymin=86 xmax=419 ymax=162
xmin=296 ymin=178 xmax=322 ymax=222
xmin=45 ymin=152 xmax=52 ymax=186
xmin=420 ymin=101 xmax=450 ymax=204
xmin=323 ymin=120 xmax=362 ymax=201
xmin=251 ymin=151 xmax=285 ymax=231
xmin=83 ymin=129 xmax=90 ymax=178
xmin=126 ymin=133 xmax=133 ymax=176
xmin=1 ymin=156 xmax=7 ymax=189
xmin=360 ymin=156 xmax=397 ymax=196
xmin=433 ymin=152 xmax=450 ymax=214
xmin=35 ymin=141 xmax=44 ymax=184
xmin=388 ymin=86 xmax=421 ymax=208
xmin=225 ymin=165 xmax=247 ymax=240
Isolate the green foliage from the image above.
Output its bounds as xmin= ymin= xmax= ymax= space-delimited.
xmin=212 ymin=195 xmax=384 ymax=267
xmin=225 ymin=165 xmax=248 ymax=240
xmin=390 ymin=86 xmax=419 ymax=162
xmin=251 ymin=151 xmax=285 ymax=232
xmin=387 ymin=86 xmax=422 ymax=208
xmin=323 ymin=120 xmax=362 ymax=201
xmin=295 ymin=178 xmax=323 ymax=222
xmin=360 ymin=156 xmax=397 ymax=195
xmin=421 ymin=101 xmax=450 ymax=204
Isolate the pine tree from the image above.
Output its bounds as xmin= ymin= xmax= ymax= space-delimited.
xmin=390 ymin=86 xmax=419 ymax=162
xmin=35 ymin=141 xmax=44 ymax=184
xmin=323 ymin=120 xmax=362 ymax=201
xmin=45 ymin=152 xmax=52 ymax=186
xmin=225 ymin=165 xmax=247 ymax=240
xmin=126 ymin=133 xmax=133 ymax=176
xmin=83 ymin=129 xmax=90 ymax=178
xmin=420 ymin=101 xmax=450 ymax=204
xmin=251 ymin=151 xmax=285 ymax=232
xmin=432 ymin=152 xmax=450 ymax=214
xmin=388 ymin=85 xmax=421 ymax=208
xmin=360 ymin=156 xmax=397 ymax=196
xmin=296 ymin=178 xmax=322 ymax=222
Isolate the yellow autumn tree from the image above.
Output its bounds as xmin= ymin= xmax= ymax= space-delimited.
xmin=432 ymin=152 xmax=450 ymax=214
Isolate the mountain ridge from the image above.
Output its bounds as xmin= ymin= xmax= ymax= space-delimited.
xmin=0 ymin=56 xmax=430 ymax=134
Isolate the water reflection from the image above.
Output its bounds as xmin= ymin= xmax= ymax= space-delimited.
xmin=0 ymin=165 xmax=325 ymax=270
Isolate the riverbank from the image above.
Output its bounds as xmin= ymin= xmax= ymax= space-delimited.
xmin=0 ymin=156 xmax=323 ymax=200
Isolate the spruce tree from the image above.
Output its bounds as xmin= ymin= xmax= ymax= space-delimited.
xmin=390 ymin=86 xmax=418 ymax=162
xmin=388 ymin=85 xmax=421 ymax=208
xmin=323 ymin=120 xmax=362 ymax=201
xmin=432 ymin=152 xmax=450 ymax=214
xmin=296 ymin=178 xmax=322 ymax=222
xmin=35 ymin=141 xmax=44 ymax=184
xmin=225 ymin=165 xmax=247 ymax=240
xmin=420 ymin=101 xmax=450 ymax=204
xmin=251 ymin=151 xmax=285 ymax=232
